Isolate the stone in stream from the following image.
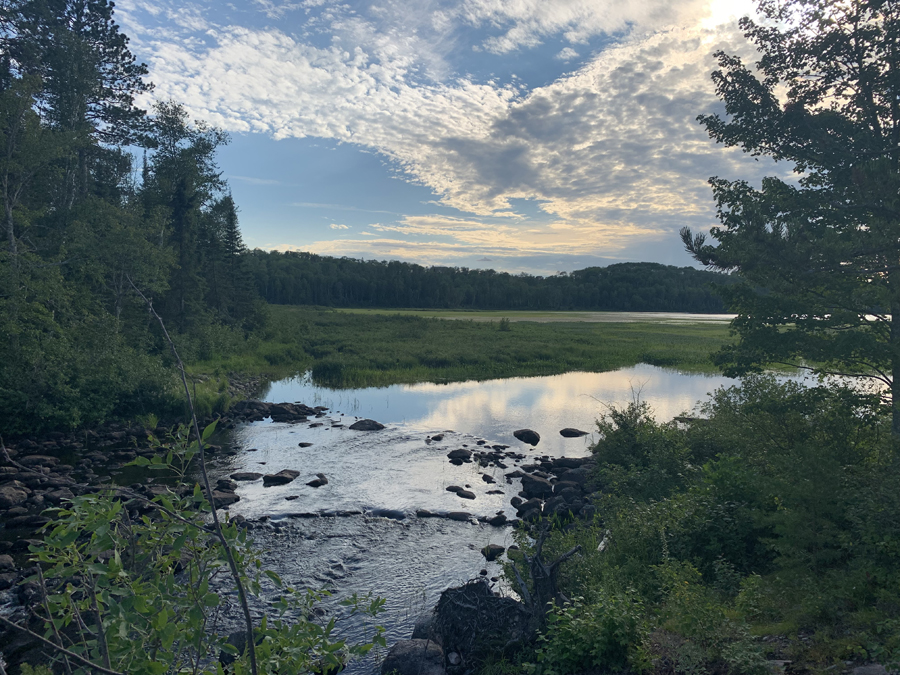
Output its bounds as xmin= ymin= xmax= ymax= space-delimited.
xmin=446 ymin=512 xmax=472 ymax=522
xmin=262 ymin=469 xmax=300 ymax=487
xmin=211 ymin=491 xmax=240 ymax=507
xmin=349 ymin=419 xmax=385 ymax=431
xmin=447 ymin=449 xmax=472 ymax=462
xmin=481 ymin=544 xmax=505 ymax=561
xmin=306 ymin=473 xmax=328 ymax=488
xmin=559 ymin=428 xmax=589 ymax=438
xmin=230 ymin=472 xmax=263 ymax=481
xmin=513 ymin=429 xmax=540 ymax=446
xmin=0 ymin=485 xmax=28 ymax=509
xmin=481 ymin=473 xmax=495 ymax=484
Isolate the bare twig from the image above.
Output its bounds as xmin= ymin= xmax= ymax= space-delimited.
xmin=128 ymin=277 xmax=259 ymax=675
xmin=0 ymin=616 xmax=125 ymax=675
xmin=37 ymin=567 xmax=74 ymax=675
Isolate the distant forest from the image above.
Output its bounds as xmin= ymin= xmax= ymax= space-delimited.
xmin=245 ymin=251 xmax=737 ymax=313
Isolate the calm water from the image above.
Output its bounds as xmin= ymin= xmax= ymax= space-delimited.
xmin=210 ymin=365 xmax=804 ymax=672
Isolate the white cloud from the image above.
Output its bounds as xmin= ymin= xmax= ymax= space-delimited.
xmin=329 ymin=223 xmax=350 ymax=229
xmin=555 ymin=47 xmax=579 ymax=61
xmin=122 ymin=0 xmax=774 ymax=267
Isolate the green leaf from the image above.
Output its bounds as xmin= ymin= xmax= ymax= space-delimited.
xmin=202 ymin=419 xmax=218 ymax=441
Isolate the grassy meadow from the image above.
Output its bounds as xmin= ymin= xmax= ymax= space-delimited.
xmin=186 ymin=305 xmax=732 ymax=392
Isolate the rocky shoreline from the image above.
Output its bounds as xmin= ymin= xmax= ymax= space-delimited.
xmin=0 ymin=401 xmax=602 ymax=673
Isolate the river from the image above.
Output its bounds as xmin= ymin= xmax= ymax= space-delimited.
xmin=207 ymin=364 xmax=800 ymax=672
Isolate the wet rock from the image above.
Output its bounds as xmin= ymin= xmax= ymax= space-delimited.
xmin=487 ymin=513 xmax=508 ymax=527
xmin=552 ymin=457 xmax=587 ymax=470
xmin=0 ymin=554 xmax=14 ymax=571
xmin=481 ymin=474 xmax=496 ymax=484
xmin=307 ymin=473 xmax=329 ymax=488
xmin=216 ymin=479 xmax=238 ymax=492
xmin=446 ymin=512 xmax=472 ymax=522
xmin=416 ymin=509 xmax=438 ymax=518
xmin=481 ymin=544 xmax=505 ymax=561
xmin=455 ymin=490 xmax=475 ymax=500
xmin=559 ymin=428 xmax=588 ymax=438
xmin=0 ymin=571 xmax=17 ymax=590
xmin=18 ymin=455 xmax=59 ymax=467
xmin=380 ymin=639 xmax=445 ymax=675
xmin=411 ymin=611 xmax=438 ymax=642
xmin=446 ymin=486 xmax=464 ymax=494
xmin=297 ymin=442 xmax=313 ymax=448
xmin=211 ymin=491 xmax=240 ymax=507
xmin=447 ymin=449 xmax=472 ymax=462
xmin=285 ymin=495 xmax=299 ymax=501
xmin=349 ymin=419 xmax=385 ymax=431
xmin=43 ymin=488 xmax=75 ymax=505
xmin=262 ymin=470 xmax=300 ymax=487
xmin=513 ymin=429 xmax=540 ymax=446
xmin=510 ymin=496 xmax=523 ymax=509
xmin=431 ymin=434 xmax=444 ymax=442
xmin=230 ymin=472 xmax=263 ymax=481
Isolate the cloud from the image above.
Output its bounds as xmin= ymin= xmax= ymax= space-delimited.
xmin=555 ymin=47 xmax=579 ymax=61
xmin=120 ymin=0 xmax=775 ymax=268
xmin=329 ymin=223 xmax=350 ymax=229
xmin=230 ymin=174 xmax=282 ymax=185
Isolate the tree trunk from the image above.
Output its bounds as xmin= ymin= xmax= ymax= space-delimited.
xmin=892 ymin=296 xmax=900 ymax=437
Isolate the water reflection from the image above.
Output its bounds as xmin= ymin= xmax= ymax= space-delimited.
xmin=263 ymin=365 xmax=759 ymax=456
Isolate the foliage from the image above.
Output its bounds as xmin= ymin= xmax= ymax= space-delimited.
xmin=528 ymin=592 xmax=650 ymax=675
xmin=27 ymin=423 xmax=385 ymax=674
xmin=529 ymin=377 xmax=900 ymax=673
xmin=681 ymin=0 xmax=900 ymax=430
xmin=246 ymin=252 xmax=736 ymax=313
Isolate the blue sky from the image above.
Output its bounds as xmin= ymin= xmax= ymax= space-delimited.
xmin=116 ymin=0 xmax=772 ymax=275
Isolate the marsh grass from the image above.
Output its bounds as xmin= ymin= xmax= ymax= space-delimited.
xmin=187 ymin=306 xmax=732 ymax=390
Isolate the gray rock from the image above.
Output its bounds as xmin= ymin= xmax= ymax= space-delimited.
xmin=307 ymin=473 xmax=329 ymax=488
xmin=411 ymin=611 xmax=438 ymax=642
xmin=520 ymin=474 xmax=553 ymax=499
xmin=211 ymin=491 xmax=240 ymax=507
xmin=446 ymin=512 xmax=472 ymax=522
xmin=0 ymin=485 xmax=28 ymax=509
xmin=481 ymin=473 xmax=496 ymax=484
xmin=513 ymin=429 xmax=540 ymax=446
xmin=297 ymin=442 xmax=313 ymax=448
xmin=852 ymin=666 xmax=890 ymax=675
xmin=380 ymin=639 xmax=445 ymax=675
xmin=447 ymin=449 xmax=472 ymax=461
xmin=262 ymin=469 xmax=300 ymax=487
xmin=487 ymin=513 xmax=508 ymax=527
xmin=230 ymin=472 xmax=263 ymax=481
xmin=0 ymin=554 xmax=14 ymax=571
xmin=559 ymin=428 xmax=588 ymax=438
xmin=43 ymin=488 xmax=75 ymax=505
xmin=349 ymin=419 xmax=385 ymax=431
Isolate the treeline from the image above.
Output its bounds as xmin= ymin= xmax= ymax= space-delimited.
xmin=0 ymin=0 xmax=261 ymax=434
xmin=247 ymin=251 xmax=736 ymax=313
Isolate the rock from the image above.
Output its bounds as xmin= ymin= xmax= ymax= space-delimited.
xmin=416 ymin=509 xmax=438 ymax=518
xmin=349 ymin=419 xmax=385 ymax=431
xmin=551 ymin=457 xmax=586 ymax=470
xmin=380 ymin=639 xmax=445 ymax=675
xmin=262 ymin=470 xmax=300 ymax=487
xmin=0 ymin=485 xmax=28 ymax=509
xmin=297 ymin=442 xmax=313 ymax=448
xmin=446 ymin=485 xmax=464 ymax=493
xmin=307 ymin=473 xmax=329 ymax=488
xmin=559 ymin=428 xmax=589 ymax=438
xmin=455 ymin=489 xmax=476 ymax=500
xmin=510 ymin=496 xmax=523 ymax=509
xmin=520 ymin=474 xmax=553 ymax=499
xmin=285 ymin=495 xmax=299 ymax=501
xmin=411 ymin=612 xmax=438 ymax=642
xmin=230 ymin=472 xmax=263 ymax=481
xmin=481 ymin=474 xmax=496 ymax=484
xmin=447 ymin=449 xmax=472 ymax=461
xmin=43 ymin=488 xmax=75 ymax=505
xmin=558 ymin=467 xmax=591 ymax=486
xmin=852 ymin=666 xmax=889 ymax=675
xmin=487 ymin=513 xmax=508 ymax=527
xmin=211 ymin=491 xmax=240 ymax=507
xmin=447 ymin=652 xmax=461 ymax=666
xmin=481 ymin=544 xmax=505 ymax=561
xmin=431 ymin=434 xmax=444 ymax=442
xmin=446 ymin=512 xmax=472 ymax=522
xmin=216 ymin=479 xmax=238 ymax=492
xmin=0 ymin=554 xmax=14 ymax=571
xmin=513 ymin=429 xmax=540 ymax=446
xmin=18 ymin=455 xmax=59 ymax=467
xmin=0 ymin=571 xmax=17 ymax=590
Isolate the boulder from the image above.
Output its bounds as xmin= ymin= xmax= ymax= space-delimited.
xmin=481 ymin=544 xmax=505 ymax=561
xmin=481 ymin=473 xmax=496 ymax=484
xmin=297 ymin=442 xmax=313 ymax=448
xmin=211 ymin=491 xmax=240 ymax=507
xmin=520 ymin=474 xmax=553 ymax=499
xmin=262 ymin=470 xmax=300 ymax=487
xmin=349 ymin=419 xmax=385 ymax=431
xmin=0 ymin=485 xmax=28 ymax=509
xmin=551 ymin=457 xmax=586 ymax=470
xmin=487 ymin=513 xmax=508 ymax=527
xmin=217 ymin=479 xmax=238 ymax=492
xmin=411 ymin=611 xmax=438 ymax=642
xmin=447 ymin=449 xmax=472 ymax=461
xmin=559 ymin=428 xmax=588 ymax=438
xmin=455 ymin=490 xmax=476 ymax=500
xmin=513 ymin=429 xmax=540 ymax=446
xmin=230 ymin=472 xmax=263 ymax=481
xmin=0 ymin=554 xmax=14 ymax=571
xmin=306 ymin=473 xmax=329 ymax=488
xmin=380 ymin=639 xmax=445 ymax=675
xmin=43 ymin=488 xmax=75 ymax=505
xmin=18 ymin=455 xmax=59 ymax=467
xmin=446 ymin=512 xmax=472 ymax=522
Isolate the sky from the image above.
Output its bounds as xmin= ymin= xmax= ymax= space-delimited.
xmin=115 ymin=0 xmax=779 ymax=275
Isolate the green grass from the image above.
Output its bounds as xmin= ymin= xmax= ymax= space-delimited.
xmin=187 ymin=305 xmax=732 ymax=390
